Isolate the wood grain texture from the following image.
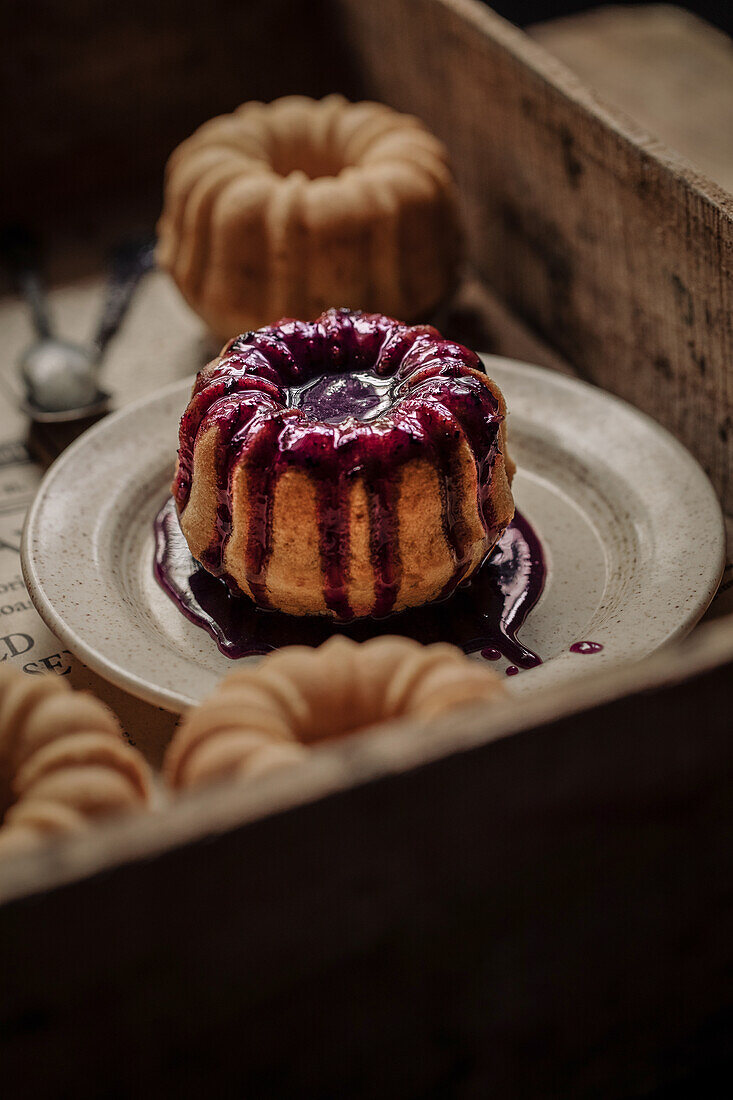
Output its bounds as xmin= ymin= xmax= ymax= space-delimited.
xmin=531 ymin=4 xmax=733 ymax=195
xmin=330 ymin=0 xmax=733 ymax=509
xmin=0 ymin=618 xmax=732 ymax=1097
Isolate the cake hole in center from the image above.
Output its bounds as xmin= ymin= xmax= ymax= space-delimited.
xmin=270 ymin=139 xmax=348 ymax=181
xmin=291 ymin=372 xmax=393 ymax=424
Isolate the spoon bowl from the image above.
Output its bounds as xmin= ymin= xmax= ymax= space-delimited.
xmin=20 ymin=337 xmax=108 ymax=416
xmin=2 ymin=225 xmax=153 ymax=425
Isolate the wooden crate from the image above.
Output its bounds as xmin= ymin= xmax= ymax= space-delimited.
xmin=1 ymin=1 xmax=733 ymax=1095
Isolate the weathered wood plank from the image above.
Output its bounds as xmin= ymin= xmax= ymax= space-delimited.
xmin=331 ymin=0 xmax=733 ymax=509
xmin=1 ymin=618 xmax=732 ymax=1097
xmin=530 ymin=4 xmax=733 ymax=196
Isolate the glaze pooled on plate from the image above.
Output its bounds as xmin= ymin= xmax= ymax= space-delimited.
xmin=155 ymin=497 xmax=545 ymax=668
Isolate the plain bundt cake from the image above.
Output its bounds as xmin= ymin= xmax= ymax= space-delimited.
xmin=173 ymin=308 xmax=515 ymax=621
xmin=0 ymin=666 xmax=151 ymax=855
xmin=156 ymin=95 xmax=460 ymax=336
xmin=165 ymin=636 xmax=506 ymax=789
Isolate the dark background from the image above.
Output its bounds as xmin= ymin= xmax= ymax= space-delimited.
xmin=491 ymin=0 xmax=733 ymax=34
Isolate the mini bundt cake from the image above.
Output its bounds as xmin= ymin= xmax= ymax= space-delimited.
xmin=156 ymin=94 xmax=460 ymax=336
xmin=165 ymin=636 xmax=506 ymax=789
xmin=173 ymin=308 xmax=515 ymax=620
xmin=0 ymin=667 xmax=151 ymax=855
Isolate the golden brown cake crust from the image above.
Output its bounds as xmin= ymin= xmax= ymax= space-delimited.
xmin=157 ymin=94 xmax=460 ymax=336
xmin=0 ymin=667 xmax=151 ymax=855
xmin=164 ymin=636 xmax=505 ymax=789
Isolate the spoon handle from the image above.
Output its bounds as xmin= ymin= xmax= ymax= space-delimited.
xmin=92 ymin=236 xmax=156 ymax=358
xmin=0 ymin=224 xmax=53 ymax=339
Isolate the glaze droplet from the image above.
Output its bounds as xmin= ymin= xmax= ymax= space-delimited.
xmin=481 ymin=647 xmax=502 ymax=661
xmin=570 ymin=640 xmax=603 ymax=654
xmin=505 ymin=665 xmax=519 ymax=676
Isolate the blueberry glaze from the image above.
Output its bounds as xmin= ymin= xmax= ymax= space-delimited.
xmin=155 ymin=497 xmax=546 ymax=667
xmin=173 ymin=309 xmax=506 ymax=621
xmin=291 ymin=371 xmax=393 ymax=424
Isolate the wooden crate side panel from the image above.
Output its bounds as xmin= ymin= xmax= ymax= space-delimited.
xmin=529 ymin=5 xmax=733 ymax=197
xmin=330 ymin=0 xmax=733 ymax=509
xmin=0 ymin=653 xmax=732 ymax=1098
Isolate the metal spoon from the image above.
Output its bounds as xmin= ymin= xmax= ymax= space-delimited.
xmin=0 ymin=225 xmax=103 ymax=421
xmin=1 ymin=227 xmax=154 ymax=423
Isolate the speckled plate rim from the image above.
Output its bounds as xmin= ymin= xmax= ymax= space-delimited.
xmin=21 ymin=359 xmax=726 ymax=712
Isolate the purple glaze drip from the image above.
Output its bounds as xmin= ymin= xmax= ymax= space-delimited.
xmin=505 ymin=666 xmax=519 ymax=676
xmin=316 ymin=465 xmax=352 ymax=620
xmin=481 ymin=647 xmax=502 ymax=661
xmin=570 ymin=640 xmax=604 ymax=654
xmin=154 ymin=498 xmax=546 ymax=667
xmin=172 ymin=309 xmax=505 ymax=622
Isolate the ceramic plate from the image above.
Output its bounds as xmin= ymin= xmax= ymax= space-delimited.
xmin=22 ymin=358 xmax=725 ymax=712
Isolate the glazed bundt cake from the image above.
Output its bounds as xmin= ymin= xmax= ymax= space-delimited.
xmin=173 ymin=308 xmax=515 ymax=621
xmin=156 ymin=95 xmax=460 ymax=336
xmin=165 ymin=636 xmax=506 ymax=789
